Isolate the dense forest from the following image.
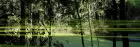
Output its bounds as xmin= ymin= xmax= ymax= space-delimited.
xmin=0 ymin=0 xmax=140 ymax=47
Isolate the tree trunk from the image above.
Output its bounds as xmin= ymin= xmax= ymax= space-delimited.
xmin=112 ymin=0 xmax=118 ymax=47
xmin=88 ymin=1 xmax=93 ymax=47
xmin=75 ymin=0 xmax=85 ymax=47
xmin=0 ymin=13 xmax=8 ymax=44
xmin=80 ymin=19 xmax=85 ymax=47
xmin=119 ymin=0 xmax=129 ymax=47
xmin=20 ymin=0 xmax=25 ymax=45
xmin=47 ymin=0 xmax=53 ymax=47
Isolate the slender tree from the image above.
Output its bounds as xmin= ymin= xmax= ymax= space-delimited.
xmin=47 ymin=0 xmax=53 ymax=47
xmin=95 ymin=10 xmax=100 ymax=47
xmin=20 ymin=0 xmax=25 ymax=45
xmin=87 ymin=1 xmax=93 ymax=47
xmin=75 ymin=0 xmax=85 ymax=47
xmin=119 ymin=0 xmax=129 ymax=47
xmin=112 ymin=0 xmax=118 ymax=47
xmin=0 ymin=0 xmax=6 ymax=44
xmin=0 ymin=4 xmax=8 ymax=44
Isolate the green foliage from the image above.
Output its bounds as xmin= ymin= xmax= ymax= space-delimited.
xmin=127 ymin=0 xmax=140 ymax=7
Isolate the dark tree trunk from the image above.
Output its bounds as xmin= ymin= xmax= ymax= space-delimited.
xmin=20 ymin=0 xmax=25 ymax=45
xmin=119 ymin=0 xmax=129 ymax=47
xmin=74 ymin=0 xmax=85 ymax=47
xmin=80 ymin=19 xmax=85 ymax=47
xmin=113 ymin=33 xmax=117 ymax=47
xmin=95 ymin=12 xmax=100 ymax=47
xmin=112 ymin=0 xmax=118 ymax=47
xmin=47 ymin=0 xmax=53 ymax=47
xmin=0 ymin=1 xmax=8 ymax=43
xmin=0 ymin=14 xmax=8 ymax=44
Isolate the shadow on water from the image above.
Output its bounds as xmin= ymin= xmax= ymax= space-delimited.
xmin=1 ymin=35 xmax=140 ymax=47
xmin=0 ymin=36 xmax=65 ymax=47
xmin=96 ymin=31 xmax=140 ymax=42
xmin=0 ymin=36 xmax=112 ymax=47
